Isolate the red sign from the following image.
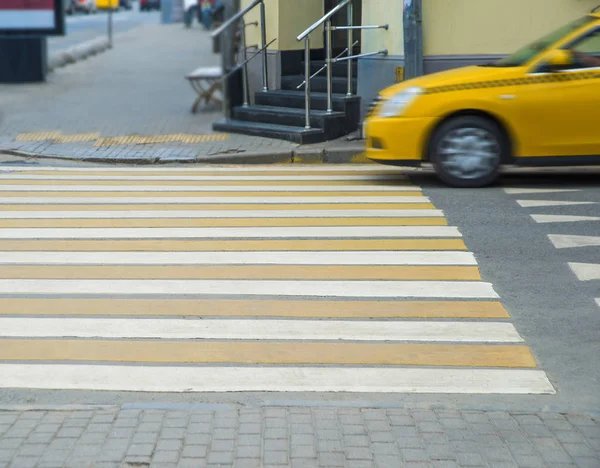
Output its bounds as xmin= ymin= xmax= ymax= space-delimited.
xmin=0 ymin=0 xmax=64 ymax=35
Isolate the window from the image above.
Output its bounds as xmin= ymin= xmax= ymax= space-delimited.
xmin=486 ymin=15 xmax=596 ymax=67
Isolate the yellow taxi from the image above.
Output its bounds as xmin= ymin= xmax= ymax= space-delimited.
xmin=365 ymin=10 xmax=600 ymax=187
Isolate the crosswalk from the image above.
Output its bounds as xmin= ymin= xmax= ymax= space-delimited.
xmin=0 ymin=165 xmax=554 ymax=394
xmin=505 ymin=186 xmax=600 ymax=310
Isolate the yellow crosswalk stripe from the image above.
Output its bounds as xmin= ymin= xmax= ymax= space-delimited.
xmin=0 ymin=265 xmax=481 ymax=280
xmin=0 ymin=239 xmax=468 ymax=251
xmin=0 ymin=218 xmax=448 ymax=228
xmin=0 ymin=340 xmax=536 ymax=368
xmin=0 ymin=299 xmax=510 ymax=318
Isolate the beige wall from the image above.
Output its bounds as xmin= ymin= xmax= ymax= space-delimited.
xmin=360 ymin=0 xmax=404 ymax=56
xmin=278 ymin=0 xmax=324 ymax=50
xmin=241 ymin=0 xmax=324 ymax=51
xmin=422 ymin=0 xmax=600 ymax=55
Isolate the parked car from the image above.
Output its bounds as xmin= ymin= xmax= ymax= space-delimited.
xmin=364 ymin=10 xmax=600 ymax=187
xmin=140 ymin=0 xmax=160 ymax=11
xmin=72 ymin=0 xmax=97 ymax=13
xmin=120 ymin=0 xmax=133 ymax=9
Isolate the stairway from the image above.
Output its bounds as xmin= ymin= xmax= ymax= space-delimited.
xmin=213 ymin=59 xmax=361 ymax=144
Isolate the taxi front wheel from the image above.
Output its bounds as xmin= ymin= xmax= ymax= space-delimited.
xmin=430 ymin=116 xmax=506 ymax=188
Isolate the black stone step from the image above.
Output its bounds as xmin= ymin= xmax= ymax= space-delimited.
xmin=282 ymin=75 xmax=357 ymax=94
xmin=254 ymin=90 xmax=361 ymax=133
xmin=233 ymin=105 xmax=347 ymax=140
xmin=212 ymin=119 xmax=325 ymax=144
xmin=306 ymin=60 xmax=358 ymax=77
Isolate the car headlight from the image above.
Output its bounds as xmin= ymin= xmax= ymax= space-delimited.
xmin=378 ymin=86 xmax=423 ymax=117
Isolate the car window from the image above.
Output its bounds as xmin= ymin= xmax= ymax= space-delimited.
xmin=488 ymin=15 xmax=596 ymax=67
xmin=572 ymin=29 xmax=600 ymax=54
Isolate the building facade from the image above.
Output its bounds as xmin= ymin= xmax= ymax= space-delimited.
xmin=241 ymin=0 xmax=600 ymax=118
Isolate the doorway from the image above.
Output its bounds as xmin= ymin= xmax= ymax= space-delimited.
xmin=324 ymin=0 xmax=362 ymax=55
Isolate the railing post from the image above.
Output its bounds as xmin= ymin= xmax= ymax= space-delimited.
xmin=346 ymin=1 xmax=353 ymax=96
xmin=241 ymin=21 xmax=250 ymax=107
xmin=259 ymin=0 xmax=269 ymax=91
xmin=304 ymin=37 xmax=311 ymax=129
xmin=325 ymin=19 xmax=333 ymax=113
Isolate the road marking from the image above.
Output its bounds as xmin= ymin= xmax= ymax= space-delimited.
xmin=504 ymin=188 xmax=580 ymax=195
xmin=0 ymin=218 xmax=449 ymax=228
xmin=0 ymin=318 xmax=521 ymax=342
xmin=0 ymin=175 xmax=406 ymax=181
xmin=0 ymin=239 xmax=468 ymax=251
xmin=0 ymin=185 xmax=419 ymax=192
xmin=0 ymin=209 xmax=441 ymax=219
xmin=0 ymin=203 xmax=435 ymax=211
xmin=0 ymin=180 xmax=411 ymax=187
xmin=0 ymin=299 xmax=510 ymax=318
xmin=596 ymin=298 xmax=600 ymax=308
xmin=0 ymin=226 xmax=462 ymax=239
xmin=568 ymin=263 xmax=600 ymax=281
xmin=0 ymin=265 xmax=482 ymax=281
xmin=0 ymin=251 xmax=476 ymax=266
xmin=531 ymin=214 xmax=600 ymax=223
xmin=0 ymin=340 xmax=535 ymax=367
xmin=517 ymin=200 xmax=598 ymax=208
xmin=0 ymin=279 xmax=499 ymax=298
xmin=548 ymin=235 xmax=600 ymax=249
xmin=0 ymin=365 xmax=556 ymax=393
xmin=0 ymin=196 xmax=430 ymax=204
xmin=3 ymin=165 xmax=397 ymax=173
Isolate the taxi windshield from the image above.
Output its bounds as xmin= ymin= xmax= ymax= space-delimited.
xmin=487 ymin=15 xmax=596 ymax=67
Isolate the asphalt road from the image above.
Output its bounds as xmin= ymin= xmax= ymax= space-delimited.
xmin=48 ymin=4 xmax=161 ymax=55
xmin=413 ymin=168 xmax=600 ymax=412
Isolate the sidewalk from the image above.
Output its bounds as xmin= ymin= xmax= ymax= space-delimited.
xmin=1 ymin=405 xmax=598 ymax=468
xmin=0 ymin=22 xmax=364 ymax=165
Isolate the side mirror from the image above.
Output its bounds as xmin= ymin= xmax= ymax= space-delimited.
xmin=545 ymin=49 xmax=575 ymax=69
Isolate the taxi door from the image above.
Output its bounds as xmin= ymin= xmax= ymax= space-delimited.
xmin=513 ymin=28 xmax=600 ymax=159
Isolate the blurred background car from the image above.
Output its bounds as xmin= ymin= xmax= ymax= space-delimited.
xmin=64 ymin=0 xmax=75 ymax=15
xmin=140 ymin=0 xmax=160 ymax=11
xmin=73 ymin=0 xmax=97 ymax=14
xmin=120 ymin=0 xmax=133 ymax=9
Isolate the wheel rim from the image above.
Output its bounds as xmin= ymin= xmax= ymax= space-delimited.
xmin=436 ymin=127 xmax=500 ymax=180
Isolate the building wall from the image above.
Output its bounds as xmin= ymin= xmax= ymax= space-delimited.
xmin=422 ymin=0 xmax=600 ymax=55
xmin=241 ymin=0 xmax=324 ymax=51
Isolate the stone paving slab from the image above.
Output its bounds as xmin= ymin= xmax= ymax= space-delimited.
xmin=0 ymin=22 xmax=303 ymax=165
xmin=0 ymin=406 xmax=597 ymax=467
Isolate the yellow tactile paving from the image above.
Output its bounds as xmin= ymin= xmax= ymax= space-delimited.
xmin=0 ymin=239 xmax=468 ymax=251
xmin=0 ymin=265 xmax=481 ymax=281
xmin=0 ymin=299 xmax=510 ymax=318
xmin=0 ymin=340 xmax=536 ymax=368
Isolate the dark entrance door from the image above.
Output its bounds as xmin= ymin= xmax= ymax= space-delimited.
xmin=323 ymin=0 xmax=361 ymax=55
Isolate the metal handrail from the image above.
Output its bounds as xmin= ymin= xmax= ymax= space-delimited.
xmin=295 ymin=41 xmax=359 ymax=89
xmin=333 ymin=49 xmax=388 ymax=63
xmin=211 ymin=0 xmax=262 ymax=38
xmin=295 ymin=0 xmax=389 ymax=130
xmin=296 ymin=0 xmax=351 ymax=41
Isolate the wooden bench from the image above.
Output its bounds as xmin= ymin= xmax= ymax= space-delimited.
xmin=185 ymin=66 xmax=223 ymax=113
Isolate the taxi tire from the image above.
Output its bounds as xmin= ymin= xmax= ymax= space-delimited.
xmin=430 ymin=116 xmax=506 ymax=188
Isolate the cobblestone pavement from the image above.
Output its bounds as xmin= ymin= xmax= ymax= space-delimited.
xmin=0 ymin=406 xmax=598 ymax=468
xmin=0 ymin=22 xmax=297 ymax=163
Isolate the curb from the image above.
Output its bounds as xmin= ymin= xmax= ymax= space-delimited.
xmin=48 ymin=36 xmax=111 ymax=72
xmin=1 ymin=145 xmax=371 ymax=165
